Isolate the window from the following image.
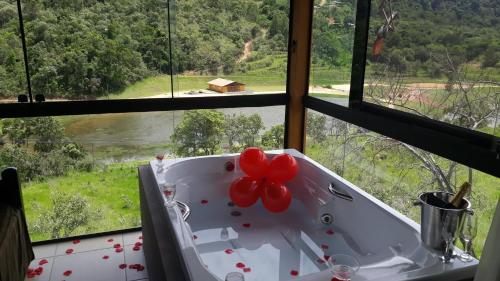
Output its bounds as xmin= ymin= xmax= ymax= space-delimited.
xmin=305 ymin=109 xmax=500 ymax=257
xmin=0 ymin=106 xmax=284 ymax=241
xmin=172 ymin=0 xmax=289 ymax=98
xmin=309 ymin=0 xmax=356 ymax=106
xmin=0 ymin=0 xmax=26 ymax=103
xmin=364 ymin=0 xmax=499 ymax=136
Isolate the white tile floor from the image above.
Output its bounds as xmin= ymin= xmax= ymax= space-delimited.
xmin=25 ymin=231 xmax=147 ymax=281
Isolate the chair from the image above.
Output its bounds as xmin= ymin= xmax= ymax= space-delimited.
xmin=0 ymin=167 xmax=34 ymax=281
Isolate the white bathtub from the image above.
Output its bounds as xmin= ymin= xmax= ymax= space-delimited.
xmin=149 ymin=149 xmax=477 ymax=281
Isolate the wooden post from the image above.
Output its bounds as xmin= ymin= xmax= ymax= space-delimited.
xmin=285 ymin=0 xmax=314 ymax=151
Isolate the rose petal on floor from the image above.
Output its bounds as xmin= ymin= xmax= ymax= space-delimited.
xmin=201 ymin=199 xmax=208 ymax=204
xmin=134 ymin=242 xmax=142 ymax=247
xmin=133 ymin=246 xmax=141 ymax=251
xmin=224 ymin=249 xmax=234 ymax=254
xmin=113 ymin=243 xmax=121 ymax=248
xmin=38 ymin=259 xmax=48 ymax=266
xmin=102 ymin=255 xmax=109 ymax=260
xmin=115 ymin=247 xmax=123 ymax=253
xmin=72 ymin=239 xmax=80 ymax=244
xmin=65 ymin=248 xmax=74 ymax=254
xmin=243 ymin=267 xmax=251 ymax=273
xmin=63 ymin=270 xmax=72 ymax=276
xmin=243 ymin=223 xmax=251 ymax=228
xmin=119 ymin=264 xmax=127 ymax=269
xmin=107 ymin=238 xmax=114 ymax=242
xmin=290 ymin=270 xmax=299 ymax=276
xmin=236 ymin=262 xmax=245 ymax=268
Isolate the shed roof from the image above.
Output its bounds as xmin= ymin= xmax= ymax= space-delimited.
xmin=207 ymin=78 xmax=245 ymax=87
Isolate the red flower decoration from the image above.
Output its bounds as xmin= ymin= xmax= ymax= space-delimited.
xmin=242 ymin=223 xmax=251 ymax=228
xmin=243 ymin=267 xmax=251 ymax=273
xmin=34 ymin=267 xmax=43 ymax=275
xmin=38 ymin=259 xmax=48 ymax=266
xmin=119 ymin=264 xmax=127 ymax=269
xmin=63 ymin=270 xmax=72 ymax=276
xmin=290 ymin=270 xmax=299 ymax=276
xmin=224 ymin=249 xmax=234 ymax=254
xmin=65 ymin=248 xmax=74 ymax=254
xmin=236 ymin=262 xmax=245 ymax=268
xmin=201 ymin=199 xmax=208 ymax=204
xmin=115 ymin=247 xmax=123 ymax=253
xmin=102 ymin=255 xmax=109 ymax=260
xmin=72 ymin=239 xmax=80 ymax=244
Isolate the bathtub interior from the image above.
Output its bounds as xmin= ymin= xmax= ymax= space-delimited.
xmin=151 ymin=151 xmax=475 ymax=281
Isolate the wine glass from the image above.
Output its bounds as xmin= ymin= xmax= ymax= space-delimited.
xmin=161 ymin=182 xmax=176 ymax=207
xmin=225 ymin=272 xmax=245 ymax=281
xmin=439 ymin=213 xmax=458 ymax=263
xmin=458 ymin=212 xmax=477 ymax=262
xmin=155 ymin=152 xmax=165 ymax=173
xmin=328 ymin=254 xmax=360 ymax=281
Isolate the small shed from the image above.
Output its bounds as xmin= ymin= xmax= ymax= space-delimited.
xmin=207 ymin=78 xmax=245 ymax=93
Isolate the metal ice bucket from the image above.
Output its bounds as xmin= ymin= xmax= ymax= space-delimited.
xmin=415 ymin=191 xmax=472 ymax=251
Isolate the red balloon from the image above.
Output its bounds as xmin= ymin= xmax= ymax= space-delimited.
xmin=261 ymin=181 xmax=292 ymax=213
xmin=239 ymin=147 xmax=270 ymax=179
xmin=267 ymin=154 xmax=298 ymax=183
xmin=229 ymin=177 xmax=261 ymax=208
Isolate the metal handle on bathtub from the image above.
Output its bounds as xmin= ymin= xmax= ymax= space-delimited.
xmin=328 ymin=183 xmax=353 ymax=201
xmin=176 ymin=201 xmax=191 ymax=221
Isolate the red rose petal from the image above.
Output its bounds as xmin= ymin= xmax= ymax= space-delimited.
xmin=119 ymin=264 xmax=127 ymax=269
xmin=321 ymin=244 xmax=329 ymax=250
xmin=72 ymin=239 xmax=80 ymax=244
xmin=34 ymin=267 xmax=43 ymax=275
xmin=317 ymin=258 xmax=326 ymax=264
xmin=115 ymin=247 xmax=123 ymax=253
xmin=137 ymin=265 xmax=145 ymax=271
xmin=224 ymin=249 xmax=234 ymax=254
xmin=331 ymin=278 xmax=342 ymax=281
xmin=102 ymin=255 xmax=109 ymax=260
xmin=113 ymin=243 xmax=121 ymax=248
xmin=38 ymin=259 xmax=48 ymax=266
xmin=201 ymin=199 xmax=208 ymax=204
xmin=27 ymin=272 xmax=36 ymax=278
xmin=65 ymin=248 xmax=74 ymax=254
xmin=134 ymin=242 xmax=142 ymax=247
xmin=326 ymin=229 xmax=334 ymax=235
xmin=243 ymin=223 xmax=251 ymax=228
xmin=129 ymin=264 xmax=137 ymax=269
xmin=27 ymin=268 xmax=34 ymax=274
xmin=236 ymin=262 xmax=245 ymax=268
xmin=324 ymin=255 xmax=331 ymax=261
xmin=63 ymin=270 xmax=72 ymax=276
xmin=133 ymin=246 xmax=141 ymax=251
xmin=243 ymin=267 xmax=251 ymax=273
xmin=107 ymin=238 xmax=114 ymax=242
xmin=290 ymin=270 xmax=299 ymax=276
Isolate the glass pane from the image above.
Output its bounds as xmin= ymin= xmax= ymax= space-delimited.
xmin=171 ymin=0 xmax=289 ymax=98
xmin=0 ymin=106 xmax=284 ymax=241
xmin=365 ymin=0 xmax=500 ymax=136
xmin=305 ymin=109 xmax=500 ymax=257
xmin=0 ymin=0 xmax=27 ymax=103
xmin=309 ymin=0 xmax=357 ymax=106
xmin=22 ymin=0 xmax=172 ymax=101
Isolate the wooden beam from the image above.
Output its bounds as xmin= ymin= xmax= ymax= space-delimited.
xmin=285 ymin=0 xmax=314 ymax=151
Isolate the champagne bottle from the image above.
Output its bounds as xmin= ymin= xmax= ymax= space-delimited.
xmin=448 ymin=182 xmax=471 ymax=208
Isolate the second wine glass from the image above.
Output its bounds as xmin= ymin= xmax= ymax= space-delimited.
xmin=458 ymin=212 xmax=477 ymax=262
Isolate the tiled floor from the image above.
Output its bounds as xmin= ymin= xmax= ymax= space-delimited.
xmin=26 ymin=231 xmax=147 ymax=281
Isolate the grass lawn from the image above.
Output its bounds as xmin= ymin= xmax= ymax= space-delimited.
xmin=23 ymin=161 xmax=147 ymax=241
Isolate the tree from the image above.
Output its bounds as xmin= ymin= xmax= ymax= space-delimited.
xmin=171 ymin=110 xmax=225 ymax=156
xmin=306 ymin=112 xmax=327 ymax=143
xmin=261 ymin=124 xmax=284 ymax=149
xmin=36 ymin=192 xmax=92 ymax=239
xmin=224 ymin=113 xmax=265 ymax=152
